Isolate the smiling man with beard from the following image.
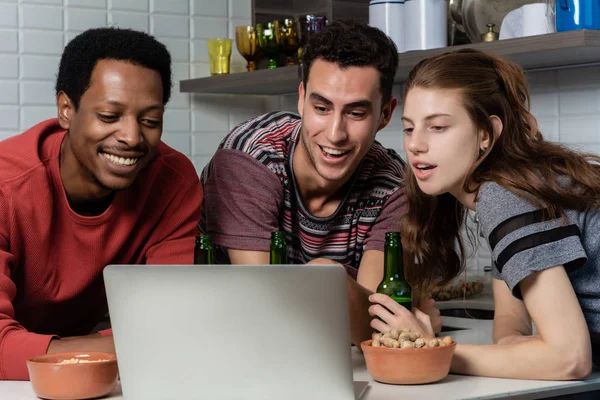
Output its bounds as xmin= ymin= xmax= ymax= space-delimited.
xmin=199 ymin=20 xmax=441 ymax=347
xmin=0 ymin=28 xmax=202 ymax=380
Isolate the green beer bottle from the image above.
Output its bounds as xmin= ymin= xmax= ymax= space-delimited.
xmin=377 ymin=232 xmax=412 ymax=309
xmin=194 ymin=234 xmax=214 ymax=264
xmin=270 ymin=231 xmax=288 ymax=264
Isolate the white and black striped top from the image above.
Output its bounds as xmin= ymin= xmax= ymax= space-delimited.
xmin=477 ymin=181 xmax=599 ymax=334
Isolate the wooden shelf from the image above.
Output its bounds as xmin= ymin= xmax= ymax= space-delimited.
xmin=180 ymin=30 xmax=600 ymax=95
xmin=181 ymin=65 xmax=301 ymax=95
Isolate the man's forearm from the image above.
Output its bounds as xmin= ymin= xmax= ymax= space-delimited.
xmin=307 ymin=258 xmax=374 ymax=345
xmin=47 ymin=335 xmax=115 ymax=354
xmin=346 ymin=275 xmax=374 ymax=346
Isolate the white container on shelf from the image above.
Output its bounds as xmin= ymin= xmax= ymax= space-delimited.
xmin=404 ymin=0 xmax=447 ymax=51
xmin=369 ymin=0 xmax=405 ymax=53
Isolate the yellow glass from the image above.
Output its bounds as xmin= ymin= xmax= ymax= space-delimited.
xmin=274 ymin=19 xmax=300 ymax=66
xmin=235 ymin=26 xmax=259 ymax=72
xmin=207 ymin=38 xmax=232 ymax=75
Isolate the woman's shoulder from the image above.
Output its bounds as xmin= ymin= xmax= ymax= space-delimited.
xmin=477 ymin=181 xmax=538 ymax=210
xmin=476 ymin=182 xmax=541 ymax=237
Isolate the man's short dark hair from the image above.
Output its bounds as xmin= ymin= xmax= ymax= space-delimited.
xmin=301 ymin=19 xmax=399 ymax=105
xmin=56 ymin=27 xmax=172 ymax=109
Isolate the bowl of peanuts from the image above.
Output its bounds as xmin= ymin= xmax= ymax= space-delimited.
xmin=360 ymin=329 xmax=456 ymax=385
xmin=26 ymin=352 xmax=118 ymax=400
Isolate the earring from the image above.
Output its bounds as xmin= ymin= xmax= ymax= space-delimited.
xmin=479 ymin=148 xmax=486 ymax=156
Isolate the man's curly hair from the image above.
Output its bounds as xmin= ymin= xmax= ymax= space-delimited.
xmin=301 ymin=19 xmax=399 ymax=105
xmin=55 ymin=27 xmax=172 ymax=109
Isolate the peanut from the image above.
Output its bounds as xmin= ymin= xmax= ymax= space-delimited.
xmin=441 ymin=336 xmax=454 ymax=346
xmin=398 ymin=332 xmax=412 ymax=342
xmin=370 ymin=328 xmax=455 ymax=350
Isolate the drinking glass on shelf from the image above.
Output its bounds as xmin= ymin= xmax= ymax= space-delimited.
xmin=274 ymin=18 xmax=300 ymax=66
xmin=207 ymin=38 xmax=232 ymax=75
xmin=298 ymin=15 xmax=327 ymax=60
xmin=256 ymin=22 xmax=279 ymax=69
xmin=235 ymin=25 xmax=259 ymax=72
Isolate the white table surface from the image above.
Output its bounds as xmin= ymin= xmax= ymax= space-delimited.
xmin=5 ymin=316 xmax=600 ymax=400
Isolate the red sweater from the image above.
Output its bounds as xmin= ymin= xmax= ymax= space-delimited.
xmin=0 ymin=119 xmax=202 ymax=380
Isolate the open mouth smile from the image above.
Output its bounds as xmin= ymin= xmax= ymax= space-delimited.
xmin=319 ymin=145 xmax=351 ymax=159
xmin=100 ymin=152 xmax=140 ymax=167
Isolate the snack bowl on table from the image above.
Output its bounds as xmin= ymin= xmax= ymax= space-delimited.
xmin=26 ymin=352 xmax=118 ymax=400
xmin=360 ymin=332 xmax=456 ymax=385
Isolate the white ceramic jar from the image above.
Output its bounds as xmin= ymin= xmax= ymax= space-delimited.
xmin=369 ymin=0 xmax=406 ymax=52
xmin=404 ymin=0 xmax=447 ymax=51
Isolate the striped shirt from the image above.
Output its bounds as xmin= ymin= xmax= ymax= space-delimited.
xmin=477 ymin=181 xmax=600 ymax=341
xmin=199 ymin=112 xmax=406 ymax=277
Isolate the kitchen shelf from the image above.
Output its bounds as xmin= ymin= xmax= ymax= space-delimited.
xmin=180 ymin=30 xmax=600 ymax=95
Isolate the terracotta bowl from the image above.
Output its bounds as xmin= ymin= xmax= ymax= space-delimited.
xmin=360 ymin=339 xmax=456 ymax=385
xmin=26 ymin=352 xmax=118 ymax=400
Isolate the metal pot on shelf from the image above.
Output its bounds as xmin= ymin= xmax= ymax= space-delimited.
xmin=449 ymin=0 xmax=549 ymax=43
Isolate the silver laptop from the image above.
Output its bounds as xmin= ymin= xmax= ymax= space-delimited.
xmin=104 ymin=264 xmax=368 ymax=400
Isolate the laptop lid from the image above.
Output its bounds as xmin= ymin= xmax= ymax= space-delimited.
xmin=104 ymin=264 xmax=358 ymax=400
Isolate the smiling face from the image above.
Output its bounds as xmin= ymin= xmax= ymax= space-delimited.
xmin=296 ymin=59 xmax=395 ymax=189
xmin=403 ymin=87 xmax=488 ymax=201
xmin=58 ymin=59 xmax=164 ymax=197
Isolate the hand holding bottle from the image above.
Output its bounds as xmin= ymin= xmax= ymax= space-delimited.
xmin=368 ymin=293 xmax=436 ymax=338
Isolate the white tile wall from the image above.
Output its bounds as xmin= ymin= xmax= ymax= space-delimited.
xmin=0 ymin=81 xmax=18 ymax=104
xmin=151 ymin=14 xmax=189 ymax=38
xmin=19 ymin=55 xmax=60 ymax=79
xmin=20 ymin=81 xmax=56 ymax=105
xmin=228 ymin=0 xmax=251 ymax=19
xmin=20 ymin=5 xmax=63 ymax=30
xmin=0 ymin=106 xmax=19 ymax=129
xmin=192 ymin=0 xmax=227 ymax=17
xmin=65 ymin=8 xmax=107 ymax=32
xmin=108 ymin=11 xmax=149 ymax=32
xmin=20 ymin=0 xmax=62 ymax=5
xmin=274 ymin=65 xmax=600 ymax=272
xmin=20 ymin=30 xmax=63 ymax=54
xmin=192 ymin=17 xmax=228 ymax=39
xmin=0 ymin=29 xmax=18 ymax=52
xmin=0 ymin=0 xmax=263 ymax=169
xmin=0 ymin=54 xmax=18 ymax=78
xmin=20 ymin=106 xmax=56 ymax=129
xmin=0 ymin=3 xmax=18 ymax=28
xmin=150 ymin=0 xmax=188 ymax=14
xmin=108 ymin=0 xmax=148 ymax=12
xmin=66 ymin=0 xmax=107 ymax=8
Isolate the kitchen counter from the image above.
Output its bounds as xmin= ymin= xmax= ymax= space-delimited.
xmin=434 ymin=271 xmax=495 ymax=311
xmin=5 ymin=316 xmax=600 ymax=400
xmin=436 ymin=291 xmax=495 ymax=311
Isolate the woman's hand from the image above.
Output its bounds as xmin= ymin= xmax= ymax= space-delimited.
xmin=368 ymin=293 xmax=436 ymax=337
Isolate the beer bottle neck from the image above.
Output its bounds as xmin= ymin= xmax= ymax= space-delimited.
xmin=383 ymin=240 xmax=405 ymax=280
xmin=196 ymin=235 xmax=212 ymax=249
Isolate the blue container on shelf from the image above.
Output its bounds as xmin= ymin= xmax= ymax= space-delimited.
xmin=556 ymin=0 xmax=600 ymax=31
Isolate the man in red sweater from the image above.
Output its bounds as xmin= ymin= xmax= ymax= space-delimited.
xmin=0 ymin=28 xmax=202 ymax=380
